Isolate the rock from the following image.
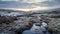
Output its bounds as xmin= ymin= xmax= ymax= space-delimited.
xmin=47 ymin=18 xmax=60 ymax=34
xmin=0 ymin=16 xmax=17 ymax=23
xmin=43 ymin=31 xmax=47 ymax=33
xmin=35 ymin=23 xmax=41 ymax=26
xmin=37 ymin=14 xmax=60 ymax=34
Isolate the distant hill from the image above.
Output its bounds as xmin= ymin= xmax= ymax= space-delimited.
xmin=48 ymin=8 xmax=60 ymax=14
xmin=31 ymin=8 xmax=60 ymax=14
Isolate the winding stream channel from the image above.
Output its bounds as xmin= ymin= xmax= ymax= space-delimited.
xmin=22 ymin=22 xmax=51 ymax=34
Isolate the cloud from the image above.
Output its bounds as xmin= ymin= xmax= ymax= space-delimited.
xmin=39 ymin=0 xmax=60 ymax=7
xmin=0 ymin=0 xmax=18 ymax=1
xmin=0 ymin=1 xmax=35 ymax=8
xmin=18 ymin=0 xmax=47 ymax=3
xmin=20 ymin=0 xmax=60 ymax=7
xmin=0 ymin=0 xmax=60 ymax=11
xmin=17 ymin=0 xmax=60 ymax=7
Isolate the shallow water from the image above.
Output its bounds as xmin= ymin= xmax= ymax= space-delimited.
xmin=22 ymin=22 xmax=50 ymax=34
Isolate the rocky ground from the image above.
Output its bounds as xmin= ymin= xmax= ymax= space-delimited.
xmin=0 ymin=11 xmax=60 ymax=34
xmin=0 ymin=16 xmax=17 ymax=23
xmin=38 ymin=14 xmax=60 ymax=34
xmin=0 ymin=11 xmax=41 ymax=34
xmin=0 ymin=16 xmax=33 ymax=34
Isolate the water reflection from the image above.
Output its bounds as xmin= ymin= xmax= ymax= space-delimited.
xmin=22 ymin=22 xmax=50 ymax=34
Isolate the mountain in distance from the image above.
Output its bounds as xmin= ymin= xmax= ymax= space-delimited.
xmin=31 ymin=8 xmax=60 ymax=14
xmin=48 ymin=8 xmax=60 ymax=14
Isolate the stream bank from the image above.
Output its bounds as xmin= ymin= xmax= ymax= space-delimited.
xmin=22 ymin=22 xmax=50 ymax=34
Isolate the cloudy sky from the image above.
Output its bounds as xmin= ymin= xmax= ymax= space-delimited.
xmin=0 ymin=0 xmax=60 ymax=11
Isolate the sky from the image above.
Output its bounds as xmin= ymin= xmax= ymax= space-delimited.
xmin=0 ymin=0 xmax=60 ymax=11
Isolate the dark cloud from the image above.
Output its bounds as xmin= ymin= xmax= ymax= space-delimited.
xmin=0 ymin=1 xmax=35 ymax=8
xmin=27 ymin=0 xmax=60 ymax=7
xmin=40 ymin=0 xmax=60 ymax=7
xmin=0 ymin=0 xmax=60 ymax=9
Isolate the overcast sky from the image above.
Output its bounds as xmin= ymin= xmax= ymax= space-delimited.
xmin=0 ymin=0 xmax=60 ymax=11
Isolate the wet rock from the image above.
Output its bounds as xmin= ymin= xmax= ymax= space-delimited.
xmin=43 ymin=31 xmax=47 ymax=33
xmin=35 ymin=23 xmax=41 ymax=26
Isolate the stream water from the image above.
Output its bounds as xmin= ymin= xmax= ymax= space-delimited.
xmin=22 ymin=22 xmax=50 ymax=34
